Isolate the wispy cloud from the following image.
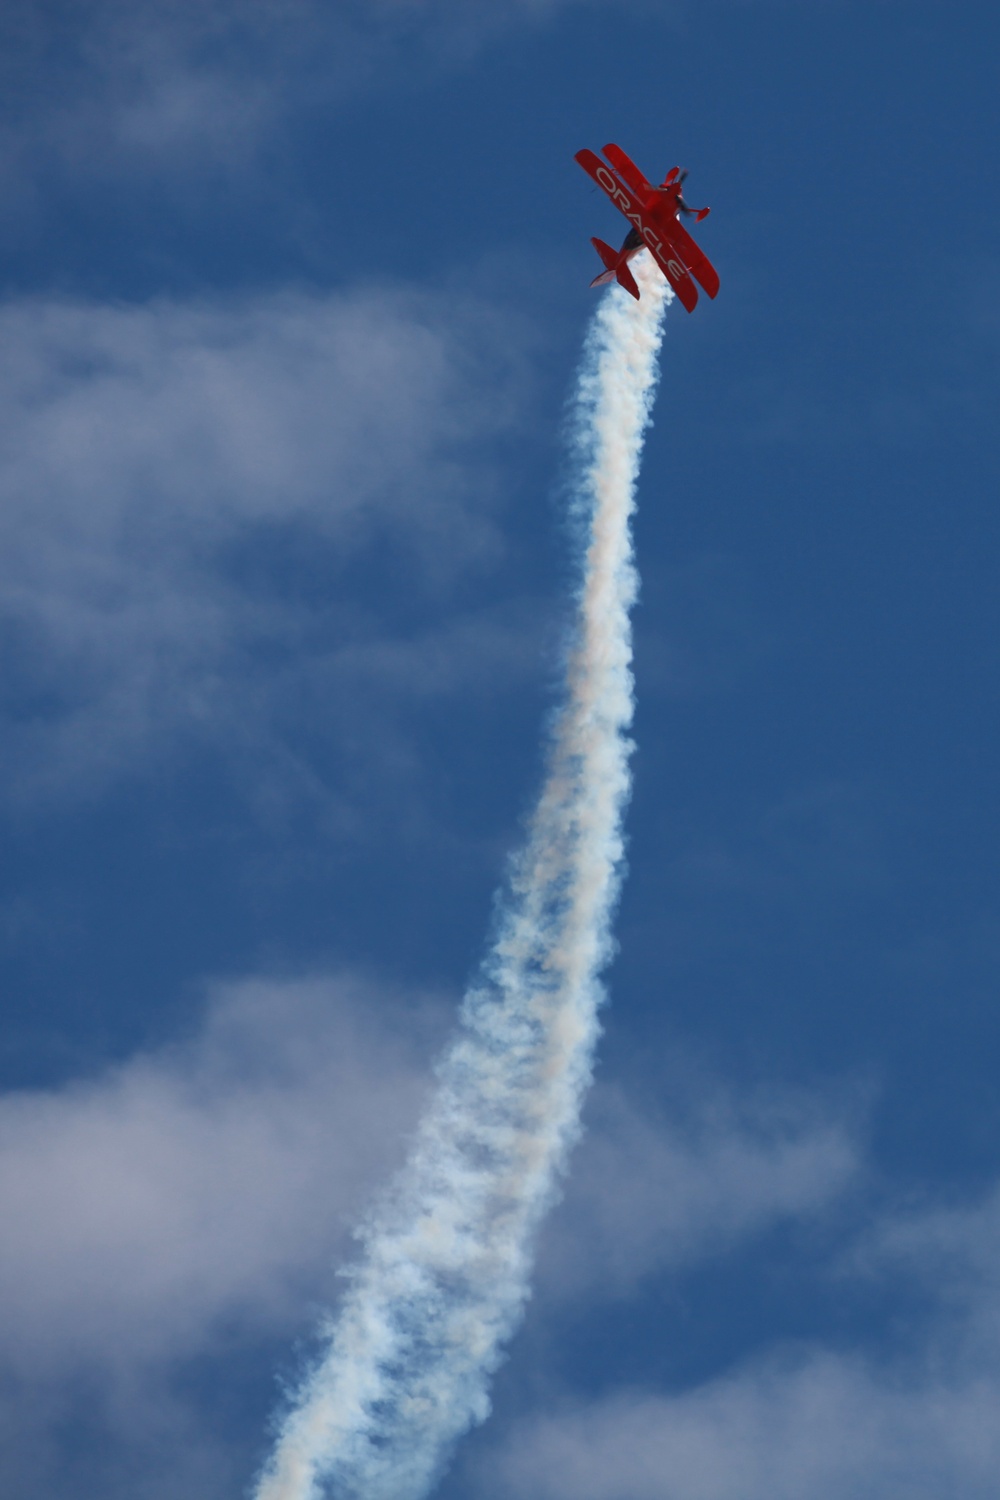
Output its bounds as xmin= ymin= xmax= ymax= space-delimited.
xmin=0 ymin=0 xmax=583 ymax=195
xmin=0 ymin=285 xmax=539 ymax=808
xmin=535 ymin=1080 xmax=860 ymax=1299
xmin=1 ymin=962 xmax=956 ymax=1500
xmin=477 ymin=1138 xmax=1000 ymax=1500
xmin=0 ymin=962 xmax=868 ymax=1500
xmin=0 ymin=969 xmax=445 ymax=1499
xmin=478 ymin=1355 xmax=1000 ymax=1500
xmin=0 ymin=973 xmax=441 ymax=1376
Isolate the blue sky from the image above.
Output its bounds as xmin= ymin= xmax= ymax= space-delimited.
xmin=2 ymin=2 xmax=999 ymax=1496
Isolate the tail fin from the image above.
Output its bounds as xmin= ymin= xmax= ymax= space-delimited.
xmin=588 ymin=237 xmax=641 ymax=299
xmin=591 ymin=237 xmax=619 ymax=271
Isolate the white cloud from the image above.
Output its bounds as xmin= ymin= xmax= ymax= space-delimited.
xmin=13 ymin=989 xmax=998 ymax=1500
xmin=0 ymin=285 xmax=540 ymax=805
xmin=851 ymin=1184 xmax=1000 ymax=1366
xmin=480 ymin=1355 xmax=1000 ymax=1500
xmin=535 ymin=1081 xmax=860 ymax=1297
xmin=0 ymin=0 xmax=878 ymax=197
xmin=0 ymin=970 xmax=446 ymax=1498
xmin=0 ymin=971 xmax=442 ymax=1376
xmin=480 ymin=1131 xmax=1000 ymax=1500
xmin=0 ymin=994 xmax=868 ymax=1500
xmin=0 ymin=0 xmax=581 ymax=187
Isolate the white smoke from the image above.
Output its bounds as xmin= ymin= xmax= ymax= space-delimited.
xmin=253 ymin=255 xmax=671 ymax=1500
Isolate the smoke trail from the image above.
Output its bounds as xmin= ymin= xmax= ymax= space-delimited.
xmin=254 ymin=254 xmax=671 ymax=1500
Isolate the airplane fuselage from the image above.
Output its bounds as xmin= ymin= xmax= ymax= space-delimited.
xmin=576 ymin=144 xmax=718 ymax=311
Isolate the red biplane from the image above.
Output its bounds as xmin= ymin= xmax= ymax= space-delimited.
xmin=574 ymin=143 xmax=719 ymax=312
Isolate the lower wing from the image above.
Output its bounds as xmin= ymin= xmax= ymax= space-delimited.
xmin=659 ymin=216 xmax=720 ymax=298
xmin=646 ymin=241 xmax=699 ymax=312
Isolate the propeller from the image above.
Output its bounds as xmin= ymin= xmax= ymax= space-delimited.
xmin=677 ymin=172 xmax=708 ymax=218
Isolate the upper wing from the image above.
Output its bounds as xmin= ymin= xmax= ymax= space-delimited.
xmin=601 ymin=143 xmax=655 ymax=201
xmin=659 ymin=216 xmax=720 ymax=299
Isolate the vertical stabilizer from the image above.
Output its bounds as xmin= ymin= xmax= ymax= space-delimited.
xmin=615 ymin=260 xmax=640 ymax=300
